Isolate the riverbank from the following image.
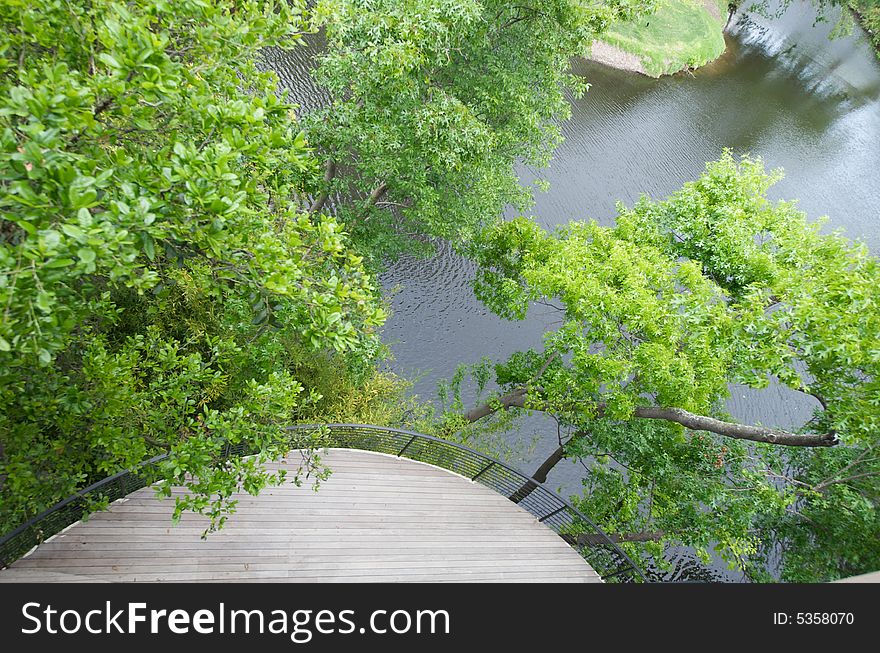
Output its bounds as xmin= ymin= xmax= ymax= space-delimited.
xmin=588 ymin=0 xmax=729 ymax=77
xmin=851 ymin=1 xmax=880 ymax=57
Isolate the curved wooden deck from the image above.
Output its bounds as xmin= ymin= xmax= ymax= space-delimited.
xmin=0 ymin=449 xmax=600 ymax=583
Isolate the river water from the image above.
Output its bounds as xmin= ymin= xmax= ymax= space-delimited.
xmin=267 ymin=2 xmax=880 ymax=580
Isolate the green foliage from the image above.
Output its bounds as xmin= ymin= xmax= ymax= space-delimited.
xmin=851 ymin=0 xmax=880 ymax=56
xmin=437 ymin=356 xmax=494 ymax=416
xmin=306 ymin=0 xmax=655 ymax=262
xmin=468 ymin=153 xmax=880 ymax=579
xmin=0 ymin=0 xmax=389 ymax=533
xmin=617 ymin=154 xmax=879 ymax=446
xmin=754 ymin=443 xmax=880 ymax=582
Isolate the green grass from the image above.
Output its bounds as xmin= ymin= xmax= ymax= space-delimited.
xmin=601 ymin=0 xmax=729 ymax=77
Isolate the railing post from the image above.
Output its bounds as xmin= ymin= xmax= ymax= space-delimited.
xmin=397 ymin=436 xmax=417 ymax=457
xmin=471 ymin=461 xmax=495 ymax=481
xmin=538 ymin=505 xmax=567 ymax=523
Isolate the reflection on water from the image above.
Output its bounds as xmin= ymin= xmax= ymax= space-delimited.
xmin=643 ymin=548 xmax=728 ymax=583
xmin=266 ymin=1 xmax=880 ymax=581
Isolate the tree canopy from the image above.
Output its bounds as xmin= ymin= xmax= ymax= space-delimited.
xmin=457 ymin=153 xmax=879 ymax=579
xmin=0 ymin=0 xmax=391 ymax=533
xmin=304 ymin=0 xmax=654 ymax=261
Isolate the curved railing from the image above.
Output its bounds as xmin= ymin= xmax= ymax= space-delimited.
xmin=292 ymin=425 xmax=645 ymax=582
xmin=0 ymin=424 xmax=645 ymax=582
xmin=0 ymin=453 xmax=169 ymax=571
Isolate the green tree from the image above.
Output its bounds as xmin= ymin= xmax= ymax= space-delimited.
xmin=304 ymin=0 xmax=654 ymax=262
xmin=0 ymin=0 xmax=389 ymax=533
xmin=453 ymin=153 xmax=879 ymax=580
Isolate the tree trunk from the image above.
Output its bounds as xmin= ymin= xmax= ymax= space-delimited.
xmin=508 ymin=444 xmax=565 ymax=503
xmin=463 ymin=387 xmax=528 ymax=422
xmin=465 ymin=388 xmax=838 ymax=447
xmin=309 ymin=159 xmax=336 ymax=215
xmin=365 ymin=182 xmax=388 ymax=208
xmin=532 ymin=444 xmax=565 ymax=483
xmin=725 ymin=3 xmax=737 ymax=30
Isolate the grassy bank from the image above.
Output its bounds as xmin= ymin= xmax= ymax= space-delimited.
xmin=851 ymin=1 xmax=880 ymax=56
xmin=594 ymin=0 xmax=729 ymax=77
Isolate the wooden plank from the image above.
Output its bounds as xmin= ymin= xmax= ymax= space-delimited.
xmin=1 ymin=449 xmax=600 ymax=583
xmin=13 ymin=551 xmax=589 ymax=565
xmin=11 ymin=570 xmax=597 ymax=583
xmin=79 ymin=505 xmax=544 ymax=519
xmin=15 ymin=559 xmax=595 ymax=576
xmin=33 ymin=532 xmax=558 ymax=549
xmin=92 ymin=498 xmax=522 ymax=515
xmin=0 ymin=569 xmax=109 ymax=583
xmin=27 ymin=546 xmax=585 ymax=562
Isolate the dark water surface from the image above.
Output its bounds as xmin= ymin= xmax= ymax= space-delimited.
xmin=268 ymin=2 xmax=880 ymax=580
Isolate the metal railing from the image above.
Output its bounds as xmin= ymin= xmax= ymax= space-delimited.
xmin=296 ymin=425 xmax=645 ymax=582
xmin=0 ymin=453 xmax=170 ymax=571
xmin=0 ymin=424 xmax=646 ymax=582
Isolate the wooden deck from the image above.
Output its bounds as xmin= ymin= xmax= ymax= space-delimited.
xmin=0 ymin=449 xmax=601 ymax=583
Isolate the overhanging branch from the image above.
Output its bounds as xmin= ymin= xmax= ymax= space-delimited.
xmin=464 ymin=387 xmax=839 ymax=447
xmin=576 ymin=531 xmax=664 ymax=546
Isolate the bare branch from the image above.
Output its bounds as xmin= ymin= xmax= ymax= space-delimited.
xmin=143 ymin=434 xmax=171 ymax=451
xmin=464 ymin=387 xmax=839 ymax=447
xmin=632 ymin=405 xmax=838 ymax=447
xmin=811 ymin=444 xmax=876 ymax=492
xmin=576 ymin=531 xmax=664 ymax=546
xmin=375 ymin=201 xmax=410 ymax=209
xmin=530 ymin=351 xmax=559 ymax=384
xmin=814 ymin=471 xmax=880 ymax=493
xmin=357 ymin=182 xmax=389 ymax=222
xmin=796 ymin=385 xmax=829 ymax=411
xmin=535 ymin=299 xmax=565 ymax=312
xmin=366 ymin=182 xmax=388 ymax=207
